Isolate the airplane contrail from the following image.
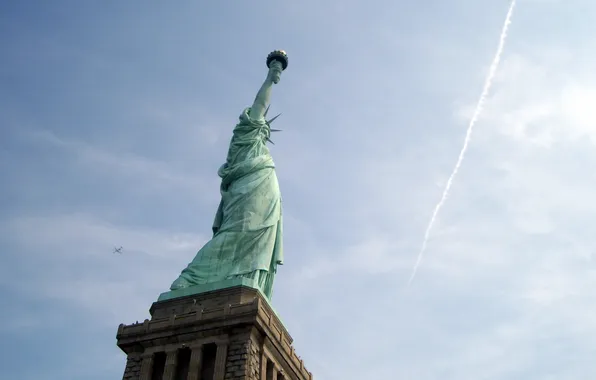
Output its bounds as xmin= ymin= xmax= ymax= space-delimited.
xmin=407 ymin=0 xmax=516 ymax=287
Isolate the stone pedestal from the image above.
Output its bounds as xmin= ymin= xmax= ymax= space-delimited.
xmin=116 ymin=286 xmax=313 ymax=380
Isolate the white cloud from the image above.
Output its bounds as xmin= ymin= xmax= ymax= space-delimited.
xmin=561 ymin=82 xmax=596 ymax=139
xmin=5 ymin=213 xmax=203 ymax=259
xmin=1 ymin=213 xmax=207 ymax=327
xmin=476 ymin=52 xmax=596 ymax=146
xmin=19 ymin=128 xmax=221 ymax=199
xmin=416 ymin=44 xmax=596 ymax=377
xmin=4 ymin=2 xmax=596 ymax=379
xmin=278 ymin=42 xmax=596 ymax=379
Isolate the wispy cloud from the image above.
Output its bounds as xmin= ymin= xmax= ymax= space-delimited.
xmin=3 ymin=1 xmax=596 ymax=379
xmin=21 ymin=128 xmax=219 ymax=196
xmin=1 ymin=213 xmax=206 ymax=327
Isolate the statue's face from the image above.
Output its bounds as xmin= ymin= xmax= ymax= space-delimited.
xmin=270 ymin=60 xmax=282 ymax=84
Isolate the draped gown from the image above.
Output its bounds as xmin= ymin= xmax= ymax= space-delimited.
xmin=170 ymin=108 xmax=283 ymax=299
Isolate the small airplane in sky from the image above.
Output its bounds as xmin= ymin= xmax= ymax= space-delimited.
xmin=113 ymin=246 xmax=123 ymax=254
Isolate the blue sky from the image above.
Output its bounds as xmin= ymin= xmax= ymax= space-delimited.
xmin=2 ymin=0 xmax=596 ymax=379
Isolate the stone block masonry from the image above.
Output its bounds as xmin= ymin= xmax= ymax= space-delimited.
xmin=116 ymin=285 xmax=313 ymax=380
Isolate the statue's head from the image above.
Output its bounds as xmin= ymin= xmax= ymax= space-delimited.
xmin=269 ymin=60 xmax=283 ymax=84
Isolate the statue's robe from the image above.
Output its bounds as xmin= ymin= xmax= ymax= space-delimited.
xmin=170 ymin=108 xmax=283 ymax=299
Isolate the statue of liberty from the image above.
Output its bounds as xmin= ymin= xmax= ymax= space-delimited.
xmin=169 ymin=51 xmax=289 ymax=299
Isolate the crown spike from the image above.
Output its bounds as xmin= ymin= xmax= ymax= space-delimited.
xmin=267 ymin=113 xmax=282 ymax=125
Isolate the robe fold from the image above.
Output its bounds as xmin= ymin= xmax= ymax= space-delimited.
xmin=170 ymin=108 xmax=283 ymax=298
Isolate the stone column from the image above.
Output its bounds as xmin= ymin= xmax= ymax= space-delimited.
xmin=271 ymin=365 xmax=278 ymax=380
xmin=139 ymin=353 xmax=154 ymax=380
xmin=186 ymin=344 xmax=203 ymax=380
xmin=162 ymin=349 xmax=179 ymax=380
xmin=213 ymin=342 xmax=228 ymax=380
xmin=121 ymin=353 xmax=142 ymax=380
xmin=260 ymin=354 xmax=268 ymax=380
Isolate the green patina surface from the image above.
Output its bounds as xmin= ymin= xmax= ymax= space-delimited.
xmin=166 ymin=52 xmax=288 ymax=301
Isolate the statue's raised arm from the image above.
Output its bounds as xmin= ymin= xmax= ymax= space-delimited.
xmin=167 ymin=51 xmax=289 ymax=300
xmin=250 ymin=50 xmax=289 ymax=121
